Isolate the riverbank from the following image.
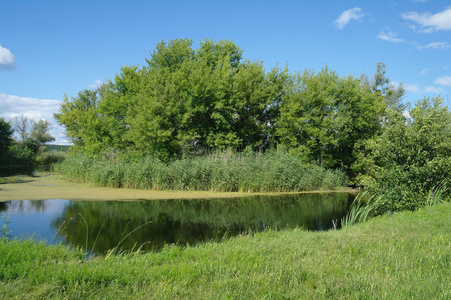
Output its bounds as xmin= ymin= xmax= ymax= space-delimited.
xmin=0 ymin=174 xmax=351 ymax=202
xmin=1 ymin=202 xmax=449 ymax=299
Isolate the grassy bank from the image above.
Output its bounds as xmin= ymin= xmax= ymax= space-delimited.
xmin=1 ymin=203 xmax=449 ymax=299
xmin=54 ymin=150 xmax=347 ymax=192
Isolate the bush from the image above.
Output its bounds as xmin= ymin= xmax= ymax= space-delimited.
xmin=366 ymin=97 xmax=451 ymax=214
xmin=35 ymin=150 xmax=68 ymax=165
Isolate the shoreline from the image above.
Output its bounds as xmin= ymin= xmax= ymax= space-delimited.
xmin=0 ymin=174 xmax=355 ymax=201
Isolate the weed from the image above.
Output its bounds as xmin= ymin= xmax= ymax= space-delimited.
xmin=1 ymin=214 xmax=12 ymax=241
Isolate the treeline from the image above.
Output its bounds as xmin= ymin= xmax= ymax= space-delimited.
xmin=0 ymin=115 xmax=66 ymax=166
xmin=55 ymin=39 xmax=402 ymax=176
xmin=54 ymin=38 xmax=451 ymax=212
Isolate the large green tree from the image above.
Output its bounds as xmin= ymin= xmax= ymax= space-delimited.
xmin=276 ymin=67 xmax=386 ymax=174
xmin=0 ymin=115 xmax=13 ymax=160
xmin=56 ymin=38 xmax=287 ymax=160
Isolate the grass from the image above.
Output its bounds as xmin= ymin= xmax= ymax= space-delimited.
xmin=0 ymin=202 xmax=449 ymax=299
xmin=54 ymin=150 xmax=348 ymax=192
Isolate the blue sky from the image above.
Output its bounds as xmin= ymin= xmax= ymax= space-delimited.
xmin=1 ymin=0 xmax=450 ymax=144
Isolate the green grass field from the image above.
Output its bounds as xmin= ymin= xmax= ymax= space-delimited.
xmin=0 ymin=202 xmax=449 ymax=299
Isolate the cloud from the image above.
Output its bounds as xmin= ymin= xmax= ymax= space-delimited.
xmin=334 ymin=7 xmax=367 ymax=29
xmin=402 ymin=82 xmax=445 ymax=94
xmin=417 ymin=42 xmax=451 ymax=50
xmin=419 ymin=68 xmax=433 ymax=75
xmin=401 ymin=7 xmax=451 ymax=32
xmin=89 ymin=79 xmax=106 ymax=89
xmin=0 ymin=94 xmax=70 ymax=144
xmin=0 ymin=45 xmax=17 ymax=70
xmin=424 ymin=86 xmax=445 ymax=93
xmin=377 ymin=30 xmax=404 ymax=43
xmin=404 ymin=83 xmax=421 ymax=93
xmin=435 ymin=76 xmax=451 ymax=86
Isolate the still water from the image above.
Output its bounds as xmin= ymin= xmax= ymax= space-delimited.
xmin=0 ymin=193 xmax=354 ymax=254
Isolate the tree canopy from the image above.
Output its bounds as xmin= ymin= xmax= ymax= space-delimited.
xmin=55 ymin=38 xmax=402 ymax=177
xmin=0 ymin=115 xmax=13 ymax=158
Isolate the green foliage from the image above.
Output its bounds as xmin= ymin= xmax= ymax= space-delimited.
xmin=30 ymin=119 xmax=55 ymax=146
xmin=55 ymin=150 xmax=347 ymax=192
xmin=1 ymin=214 xmax=12 ymax=241
xmin=35 ymin=150 xmax=68 ymax=165
xmin=54 ymin=38 xmax=412 ymax=184
xmin=54 ymin=39 xmax=286 ymax=160
xmin=341 ymin=192 xmax=382 ymax=228
xmin=365 ymin=97 xmax=451 ymax=213
xmin=277 ymin=67 xmax=386 ymax=175
xmin=3 ymin=143 xmax=36 ymax=166
xmin=54 ymin=89 xmax=106 ymax=153
xmin=0 ymin=116 xmax=13 ymax=163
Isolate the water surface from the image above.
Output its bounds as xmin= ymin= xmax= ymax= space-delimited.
xmin=1 ymin=193 xmax=354 ymax=254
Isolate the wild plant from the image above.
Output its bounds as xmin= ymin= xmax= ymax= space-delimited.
xmin=426 ymin=182 xmax=449 ymax=206
xmin=341 ymin=192 xmax=382 ymax=228
xmin=1 ymin=214 xmax=12 ymax=242
xmin=55 ymin=149 xmax=348 ymax=192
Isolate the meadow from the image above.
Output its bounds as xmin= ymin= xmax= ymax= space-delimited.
xmin=0 ymin=202 xmax=449 ymax=299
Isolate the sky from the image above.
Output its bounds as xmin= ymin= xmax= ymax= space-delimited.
xmin=1 ymin=0 xmax=450 ymax=144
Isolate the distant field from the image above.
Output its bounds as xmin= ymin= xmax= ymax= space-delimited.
xmin=44 ymin=144 xmax=72 ymax=152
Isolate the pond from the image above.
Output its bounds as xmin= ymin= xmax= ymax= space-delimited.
xmin=0 ymin=193 xmax=354 ymax=254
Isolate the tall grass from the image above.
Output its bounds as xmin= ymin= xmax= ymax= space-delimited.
xmin=341 ymin=192 xmax=382 ymax=228
xmin=54 ymin=150 xmax=348 ymax=192
xmin=343 ymin=183 xmax=450 ymax=228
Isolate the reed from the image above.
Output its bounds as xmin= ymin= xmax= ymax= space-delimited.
xmin=54 ymin=150 xmax=348 ymax=192
xmin=341 ymin=192 xmax=382 ymax=228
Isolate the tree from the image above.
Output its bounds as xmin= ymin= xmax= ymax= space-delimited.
xmin=30 ymin=119 xmax=55 ymax=144
xmin=366 ymin=96 xmax=451 ymax=213
xmin=361 ymin=62 xmax=405 ymax=111
xmin=0 ymin=115 xmax=13 ymax=158
xmin=276 ymin=67 xmax=385 ymax=175
xmin=54 ymin=89 xmax=105 ymax=153
xmin=9 ymin=115 xmax=32 ymax=144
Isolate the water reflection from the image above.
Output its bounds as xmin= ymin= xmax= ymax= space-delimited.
xmin=1 ymin=193 xmax=354 ymax=254
xmin=0 ymin=166 xmax=51 ymax=177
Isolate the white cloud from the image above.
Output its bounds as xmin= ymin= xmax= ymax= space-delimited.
xmin=377 ymin=30 xmax=405 ymax=43
xmin=402 ymin=82 xmax=445 ymax=94
xmin=404 ymin=83 xmax=421 ymax=93
xmin=0 ymin=45 xmax=17 ymax=70
xmin=417 ymin=42 xmax=451 ymax=50
xmin=424 ymin=86 xmax=445 ymax=93
xmin=0 ymin=94 xmax=70 ymax=145
xmin=435 ymin=76 xmax=451 ymax=86
xmin=401 ymin=7 xmax=451 ymax=32
xmin=89 ymin=79 xmax=106 ymax=89
xmin=419 ymin=68 xmax=433 ymax=75
xmin=334 ymin=7 xmax=367 ymax=29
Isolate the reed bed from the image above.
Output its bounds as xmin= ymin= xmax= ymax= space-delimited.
xmin=54 ymin=151 xmax=347 ymax=192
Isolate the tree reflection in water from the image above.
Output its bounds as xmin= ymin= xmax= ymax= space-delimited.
xmin=51 ymin=193 xmax=354 ymax=254
xmin=1 ymin=193 xmax=354 ymax=254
